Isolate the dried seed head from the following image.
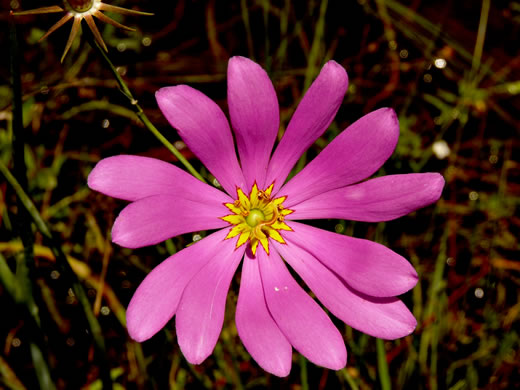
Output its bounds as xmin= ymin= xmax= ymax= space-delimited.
xmin=64 ymin=0 xmax=95 ymax=13
xmin=13 ymin=1 xmax=153 ymax=62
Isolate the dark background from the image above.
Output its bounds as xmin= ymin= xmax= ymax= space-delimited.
xmin=0 ymin=0 xmax=519 ymax=388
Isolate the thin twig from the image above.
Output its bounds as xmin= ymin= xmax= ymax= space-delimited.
xmin=471 ymin=0 xmax=491 ymax=78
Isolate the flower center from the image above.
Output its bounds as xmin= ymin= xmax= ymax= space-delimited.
xmin=65 ymin=0 xmax=96 ymax=13
xmin=221 ymin=183 xmax=293 ymax=255
xmin=245 ymin=208 xmax=265 ymax=227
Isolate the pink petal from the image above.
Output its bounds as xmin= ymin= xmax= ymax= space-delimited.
xmin=126 ymin=229 xmax=229 ymax=342
xmin=88 ymin=155 xmax=232 ymax=203
xmin=290 ymin=173 xmax=445 ymax=221
xmin=175 ymin=240 xmax=245 ymax=364
xmin=285 ymin=222 xmax=418 ymax=297
xmin=280 ymin=108 xmax=400 ymax=207
xmin=258 ymin=248 xmax=347 ymax=370
xmin=267 ymin=60 xmax=348 ymax=193
xmin=227 ymin=57 xmax=279 ymax=189
xmin=112 ymin=195 xmax=227 ymax=249
xmin=156 ymin=86 xmax=245 ymax=196
xmin=275 ymin=242 xmax=417 ymax=339
xmin=236 ymin=253 xmax=292 ymax=377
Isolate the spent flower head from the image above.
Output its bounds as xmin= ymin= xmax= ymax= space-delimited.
xmin=88 ymin=57 xmax=445 ymax=376
xmin=13 ymin=0 xmax=152 ymax=62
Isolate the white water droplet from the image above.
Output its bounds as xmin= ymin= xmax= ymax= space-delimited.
xmin=432 ymin=140 xmax=450 ymax=159
xmin=434 ymin=58 xmax=447 ymax=69
xmin=469 ymin=191 xmax=479 ymax=201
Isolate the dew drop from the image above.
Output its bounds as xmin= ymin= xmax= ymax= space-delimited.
xmin=469 ymin=191 xmax=479 ymax=201
xmin=116 ymin=66 xmax=127 ymax=76
xmin=432 ymin=140 xmax=450 ymax=159
xmin=434 ymin=58 xmax=447 ymax=69
xmin=174 ymin=140 xmax=185 ymax=150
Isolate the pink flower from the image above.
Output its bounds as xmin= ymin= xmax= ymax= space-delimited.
xmin=88 ymin=56 xmax=444 ymax=376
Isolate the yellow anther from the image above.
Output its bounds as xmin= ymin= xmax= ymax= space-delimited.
xmin=258 ymin=190 xmax=270 ymax=201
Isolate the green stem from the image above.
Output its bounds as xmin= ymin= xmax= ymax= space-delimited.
xmin=376 ymin=338 xmax=391 ymax=390
xmin=240 ymin=0 xmax=255 ymax=61
xmin=299 ymin=355 xmax=309 ymax=390
xmin=262 ymin=0 xmax=271 ymax=72
xmin=0 ymin=354 xmax=26 ymax=390
xmin=82 ymin=25 xmax=206 ymax=183
xmin=30 ymin=343 xmax=56 ymax=390
xmin=9 ymin=10 xmax=36 ymax=306
xmin=304 ymin=0 xmax=328 ymax=90
xmin=0 ymin=161 xmax=112 ymax=389
xmin=9 ymin=13 xmax=25 ymax=188
xmin=341 ymin=368 xmax=360 ymax=390
xmin=471 ymin=0 xmax=490 ymax=77
xmin=292 ymin=1 xmax=328 ymax=178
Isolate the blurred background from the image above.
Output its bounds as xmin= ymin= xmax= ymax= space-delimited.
xmin=1 ymin=0 xmax=519 ymax=388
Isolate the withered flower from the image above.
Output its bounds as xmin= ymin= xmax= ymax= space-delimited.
xmin=13 ymin=0 xmax=152 ymax=62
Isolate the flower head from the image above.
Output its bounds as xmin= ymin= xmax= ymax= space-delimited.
xmin=88 ymin=57 xmax=445 ymax=376
xmin=222 ymin=183 xmax=293 ymax=255
xmin=13 ymin=1 xmax=152 ymax=62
